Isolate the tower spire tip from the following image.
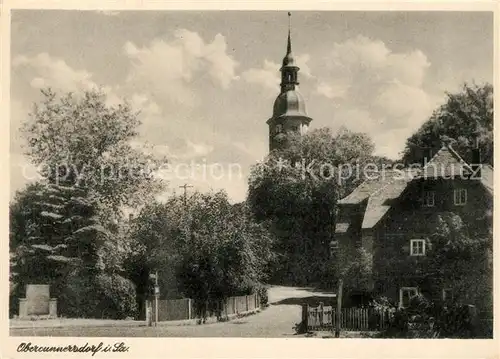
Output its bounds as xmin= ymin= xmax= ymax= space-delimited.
xmin=286 ymin=12 xmax=292 ymax=55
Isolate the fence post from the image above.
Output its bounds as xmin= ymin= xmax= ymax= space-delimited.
xmin=246 ymin=295 xmax=249 ymax=312
xmin=188 ymin=299 xmax=192 ymax=320
xmin=318 ymin=302 xmax=324 ymax=328
xmin=145 ymin=300 xmax=152 ymax=327
xmin=302 ymin=304 xmax=308 ymax=332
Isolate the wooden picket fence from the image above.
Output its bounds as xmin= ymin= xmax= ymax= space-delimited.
xmin=146 ymin=293 xmax=260 ymax=323
xmin=304 ymin=303 xmax=391 ymax=331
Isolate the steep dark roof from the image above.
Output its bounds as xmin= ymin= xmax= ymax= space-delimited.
xmin=338 ymin=170 xmax=406 ymax=205
xmin=338 ymin=144 xmax=493 ymax=231
xmin=361 ymin=172 xmax=415 ymax=229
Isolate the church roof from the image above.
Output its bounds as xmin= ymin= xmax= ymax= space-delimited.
xmin=281 ymin=13 xmax=297 ymax=68
xmin=273 ymin=90 xmax=310 ymax=118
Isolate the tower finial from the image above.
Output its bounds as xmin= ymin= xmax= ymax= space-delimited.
xmin=287 ymin=12 xmax=292 ymax=54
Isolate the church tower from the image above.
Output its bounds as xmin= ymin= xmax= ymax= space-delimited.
xmin=267 ymin=12 xmax=313 ymax=152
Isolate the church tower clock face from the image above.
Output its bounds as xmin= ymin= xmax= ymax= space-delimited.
xmin=266 ymin=12 xmax=313 ymax=152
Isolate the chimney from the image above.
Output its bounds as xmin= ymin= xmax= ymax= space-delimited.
xmin=471 ymin=125 xmax=481 ymax=178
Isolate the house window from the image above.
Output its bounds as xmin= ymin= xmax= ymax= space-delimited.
xmin=423 ymin=191 xmax=435 ymax=207
xmin=330 ymin=240 xmax=339 ymax=254
xmin=442 ymin=288 xmax=454 ymax=302
xmin=385 ymin=233 xmax=405 ymax=240
xmin=454 ymin=188 xmax=467 ymax=206
xmin=400 ymin=287 xmax=419 ymax=308
xmin=410 ymin=239 xmax=426 ymax=256
xmin=275 ymin=124 xmax=283 ymax=134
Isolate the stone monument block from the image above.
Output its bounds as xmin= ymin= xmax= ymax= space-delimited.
xmin=19 ymin=284 xmax=57 ymax=318
xmin=26 ymin=284 xmax=50 ymax=315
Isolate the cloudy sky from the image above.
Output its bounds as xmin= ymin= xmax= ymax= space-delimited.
xmin=10 ymin=10 xmax=493 ymax=202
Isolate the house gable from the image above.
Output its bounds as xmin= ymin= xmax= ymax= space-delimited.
xmin=341 ymin=145 xmax=493 ymax=232
xmin=419 ymin=144 xmax=473 ymax=179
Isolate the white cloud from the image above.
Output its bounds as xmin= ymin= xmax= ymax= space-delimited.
xmin=13 ymin=52 xmax=162 ymax=119
xmin=129 ymin=92 xmax=162 ymax=116
xmin=373 ymin=81 xmax=431 ymax=124
xmin=241 ymin=60 xmax=280 ymax=93
xmin=295 ymin=54 xmax=313 ymax=78
xmin=202 ymin=33 xmax=241 ymax=88
xmin=312 ymin=35 xmax=435 ymax=157
xmin=242 ymin=53 xmax=312 ymax=93
xmin=324 ymin=35 xmax=430 ymax=88
xmin=124 ymin=29 xmax=239 ymax=108
xmin=13 ymin=53 xmax=95 ymax=92
xmin=184 ymin=140 xmax=214 ymax=158
xmin=316 ymin=82 xmax=348 ymax=100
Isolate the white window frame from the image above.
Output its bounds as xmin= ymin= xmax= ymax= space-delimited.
xmin=399 ymin=287 xmax=419 ymax=308
xmin=275 ymin=124 xmax=283 ymax=134
xmin=423 ymin=190 xmax=435 ymax=207
xmin=410 ymin=239 xmax=426 ymax=256
xmin=454 ymin=188 xmax=467 ymax=206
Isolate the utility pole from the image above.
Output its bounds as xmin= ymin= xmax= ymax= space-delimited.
xmin=179 ymin=183 xmax=193 ymax=207
xmin=330 ymin=200 xmax=343 ymax=338
xmin=154 ymin=270 xmax=159 ymax=326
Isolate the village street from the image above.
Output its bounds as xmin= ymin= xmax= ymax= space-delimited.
xmin=10 ymin=286 xmax=337 ymax=337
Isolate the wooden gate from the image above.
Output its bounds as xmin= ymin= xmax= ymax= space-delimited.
xmin=304 ymin=303 xmax=391 ymax=331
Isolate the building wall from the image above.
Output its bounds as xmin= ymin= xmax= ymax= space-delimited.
xmin=372 ymin=177 xmax=492 ymax=306
xmin=268 ymin=116 xmax=311 ymax=151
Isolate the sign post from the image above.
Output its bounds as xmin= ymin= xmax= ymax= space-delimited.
xmin=335 ymin=278 xmax=343 ymax=338
xmin=152 ymin=271 xmax=159 ymax=327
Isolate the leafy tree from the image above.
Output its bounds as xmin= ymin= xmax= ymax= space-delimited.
xmin=21 ymin=88 xmax=165 ymax=211
xmin=247 ymin=127 xmax=376 ymax=285
xmin=402 ymin=83 xmax=493 ymax=165
xmin=125 ymin=197 xmax=186 ymax=317
xmin=425 ymin=212 xmax=492 ymax=317
xmin=375 ymin=211 xmax=492 ymax=318
xmin=176 ymin=191 xmax=273 ymax=319
xmin=183 ymin=193 xmax=271 ymax=287
xmin=10 ymin=88 xmax=165 ymax=318
xmin=128 ymin=191 xmax=273 ymax=320
xmin=339 ymin=247 xmax=374 ymax=293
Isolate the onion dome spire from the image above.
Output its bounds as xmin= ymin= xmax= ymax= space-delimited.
xmin=280 ymin=12 xmax=300 ymax=93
